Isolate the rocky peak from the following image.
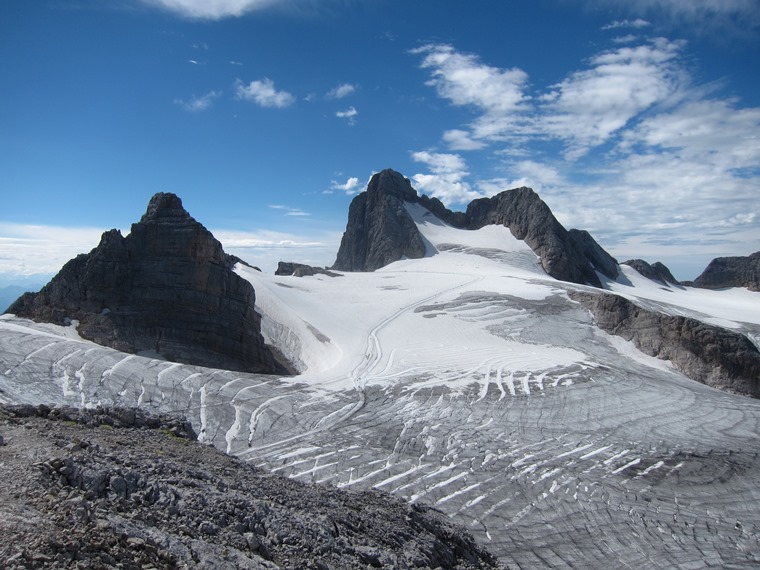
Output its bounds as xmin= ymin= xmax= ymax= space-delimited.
xmin=7 ymin=193 xmax=285 ymax=374
xmin=139 ymin=192 xmax=192 ymax=224
xmin=333 ymin=169 xmax=619 ymax=287
xmin=332 ymin=170 xmax=427 ymax=272
xmin=623 ymin=259 xmax=680 ymax=286
xmin=692 ymin=251 xmax=760 ymax=292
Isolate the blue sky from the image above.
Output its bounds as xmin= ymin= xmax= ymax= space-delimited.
xmin=1 ymin=0 xmax=759 ymax=282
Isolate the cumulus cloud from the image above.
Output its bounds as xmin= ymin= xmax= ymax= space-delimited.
xmin=174 ymin=90 xmax=222 ymax=112
xmin=411 ymin=151 xmax=482 ymax=204
xmin=336 ymin=106 xmax=358 ymax=125
xmin=235 ymin=78 xmax=295 ymax=108
xmin=326 ymin=83 xmax=356 ymax=99
xmin=328 ymin=177 xmax=362 ymax=195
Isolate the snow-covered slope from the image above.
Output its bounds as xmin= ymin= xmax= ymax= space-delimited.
xmin=2 ymin=207 xmax=760 ymax=568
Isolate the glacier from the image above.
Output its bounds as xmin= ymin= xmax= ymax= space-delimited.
xmin=2 ymin=204 xmax=760 ymax=568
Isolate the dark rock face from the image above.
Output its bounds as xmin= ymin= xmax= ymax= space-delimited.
xmin=569 ymin=229 xmax=619 ymax=281
xmin=692 ymin=252 xmax=760 ymax=292
xmin=7 ymin=193 xmax=284 ymax=374
xmin=461 ymin=190 xmax=615 ymax=286
xmin=570 ymin=291 xmax=760 ymax=398
xmin=0 ymin=405 xmax=499 ymax=569
xmin=623 ymin=259 xmax=680 ymax=285
xmin=275 ymin=262 xmax=340 ymax=278
xmin=334 ymin=169 xmax=618 ymax=287
xmin=333 ymin=170 xmax=427 ymax=271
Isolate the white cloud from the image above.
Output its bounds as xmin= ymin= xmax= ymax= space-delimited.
xmin=141 ymin=0 xmax=278 ymax=20
xmin=326 ymin=83 xmax=356 ymax=99
xmin=591 ymin=0 xmax=760 ymax=36
xmin=539 ymin=38 xmax=687 ymax=158
xmin=411 ymin=151 xmax=482 ymax=205
xmin=0 ymin=224 xmax=108 ymax=275
xmin=411 ymin=43 xmax=529 ymax=120
xmin=329 ymin=177 xmax=362 ymax=195
xmin=174 ymin=90 xmax=222 ymax=112
xmin=442 ymin=129 xmax=486 ymax=151
xmin=602 ymin=18 xmax=650 ymax=30
xmin=336 ymin=106 xmax=358 ymax=125
xmin=411 ymin=38 xmax=760 ymax=276
xmin=214 ymin=229 xmax=342 ymax=273
xmin=269 ymin=205 xmax=311 ymax=217
xmin=235 ymin=78 xmax=295 ymax=108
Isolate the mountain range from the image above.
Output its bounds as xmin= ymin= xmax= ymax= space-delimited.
xmin=2 ymin=169 xmax=760 ymax=568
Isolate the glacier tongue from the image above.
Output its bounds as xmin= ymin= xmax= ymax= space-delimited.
xmin=2 ymin=221 xmax=760 ymax=568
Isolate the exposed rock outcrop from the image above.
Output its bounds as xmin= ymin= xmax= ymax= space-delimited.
xmin=7 ymin=193 xmax=284 ymax=374
xmin=333 ymin=170 xmax=428 ymax=271
xmin=623 ymin=259 xmax=680 ymax=286
xmin=692 ymin=251 xmax=760 ymax=292
xmin=0 ymin=404 xmax=499 ymax=570
xmin=570 ymin=291 xmax=760 ymax=398
xmin=275 ymin=262 xmax=340 ymax=278
xmin=333 ymin=169 xmax=618 ymax=287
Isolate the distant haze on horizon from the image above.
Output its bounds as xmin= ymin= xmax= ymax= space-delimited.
xmin=1 ymin=0 xmax=759 ymax=284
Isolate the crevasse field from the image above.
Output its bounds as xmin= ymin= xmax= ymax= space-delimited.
xmin=2 ymin=206 xmax=760 ymax=568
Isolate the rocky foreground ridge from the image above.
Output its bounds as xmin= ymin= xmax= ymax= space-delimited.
xmin=0 ymin=404 xmax=499 ymax=570
xmin=7 ymin=193 xmax=285 ymax=375
xmin=333 ymin=169 xmax=618 ymax=287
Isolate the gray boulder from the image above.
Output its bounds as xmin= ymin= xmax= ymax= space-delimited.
xmin=7 ymin=193 xmax=285 ymax=374
xmin=275 ymin=262 xmax=340 ymax=278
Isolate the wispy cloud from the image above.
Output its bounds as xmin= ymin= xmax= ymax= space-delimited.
xmin=174 ymin=90 xmax=222 ymax=112
xmin=141 ymin=0 xmax=278 ymax=20
xmin=235 ymin=78 xmax=295 ymax=108
xmin=336 ymin=106 xmax=358 ymax=125
xmin=326 ymin=83 xmax=357 ymax=99
xmin=602 ymin=18 xmax=650 ymax=30
xmin=214 ymin=228 xmax=342 ymax=272
xmin=410 ymin=38 xmax=760 ymax=277
xmin=269 ymin=205 xmax=311 ymax=217
xmin=591 ymin=0 xmax=760 ymax=37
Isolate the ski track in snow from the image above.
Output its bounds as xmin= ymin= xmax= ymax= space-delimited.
xmin=2 ymin=214 xmax=760 ymax=569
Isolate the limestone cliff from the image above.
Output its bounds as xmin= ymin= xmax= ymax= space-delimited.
xmin=333 ymin=169 xmax=618 ymax=287
xmin=7 ymin=193 xmax=284 ymax=374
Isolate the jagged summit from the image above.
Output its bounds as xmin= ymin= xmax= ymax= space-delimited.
xmin=7 ymin=192 xmax=285 ymax=374
xmin=139 ymin=191 xmax=194 ymax=224
xmin=333 ymin=168 xmax=618 ymax=287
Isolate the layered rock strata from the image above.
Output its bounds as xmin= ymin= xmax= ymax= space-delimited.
xmin=570 ymin=291 xmax=760 ymax=398
xmin=692 ymin=251 xmax=760 ymax=291
xmin=7 ymin=193 xmax=284 ymax=374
